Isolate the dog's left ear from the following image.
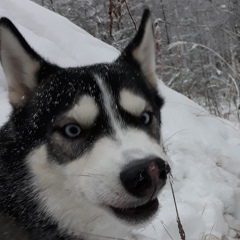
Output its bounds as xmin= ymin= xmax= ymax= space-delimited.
xmin=0 ymin=18 xmax=50 ymax=107
xmin=120 ymin=9 xmax=157 ymax=87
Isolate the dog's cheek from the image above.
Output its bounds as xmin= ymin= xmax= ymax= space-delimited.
xmin=66 ymin=137 xmax=124 ymax=205
xmin=61 ymin=160 xmax=86 ymax=201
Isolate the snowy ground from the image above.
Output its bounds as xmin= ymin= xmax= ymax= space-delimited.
xmin=0 ymin=0 xmax=240 ymax=239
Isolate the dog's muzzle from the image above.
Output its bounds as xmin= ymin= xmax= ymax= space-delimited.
xmin=110 ymin=157 xmax=171 ymax=223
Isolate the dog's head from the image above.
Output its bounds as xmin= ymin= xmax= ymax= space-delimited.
xmin=0 ymin=9 xmax=170 ymax=233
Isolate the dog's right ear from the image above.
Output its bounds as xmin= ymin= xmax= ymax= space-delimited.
xmin=0 ymin=18 xmax=52 ymax=107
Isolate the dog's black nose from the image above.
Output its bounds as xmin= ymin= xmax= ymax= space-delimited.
xmin=120 ymin=158 xmax=171 ymax=198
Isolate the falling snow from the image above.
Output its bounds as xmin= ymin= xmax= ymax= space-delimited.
xmin=0 ymin=0 xmax=240 ymax=239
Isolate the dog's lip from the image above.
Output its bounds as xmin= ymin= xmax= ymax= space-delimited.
xmin=109 ymin=198 xmax=159 ymax=223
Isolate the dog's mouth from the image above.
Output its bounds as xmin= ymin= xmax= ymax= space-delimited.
xmin=109 ymin=198 xmax=159 ymax=223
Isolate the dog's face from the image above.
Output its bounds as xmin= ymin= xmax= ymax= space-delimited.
xmin=0 ymin=10 xmax=170 ymax=234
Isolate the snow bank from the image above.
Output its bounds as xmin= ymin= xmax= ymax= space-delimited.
xmin=0 ymin=0 xmax=240 ymax=239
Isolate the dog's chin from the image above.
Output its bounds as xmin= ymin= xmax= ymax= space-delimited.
xmin=108 ymin=198 xmax=159 ymax=224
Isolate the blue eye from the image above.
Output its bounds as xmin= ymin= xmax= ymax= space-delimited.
xmin=64 ymin=124 xmax=81 ymax=138
xmin=141 ymin=111 xmax=152 ymax=125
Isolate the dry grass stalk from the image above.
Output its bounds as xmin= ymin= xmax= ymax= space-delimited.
xmin=169 ymin=176 xmax=186 ymax=240
xmin=108 ymin=0 xmax=137 ymax=38
xmin=108 ymin=0 xmax=114 ymax=37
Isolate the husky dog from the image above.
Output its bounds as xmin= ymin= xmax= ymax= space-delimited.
xmin=0 ymin=9 xmax=170 ymax=240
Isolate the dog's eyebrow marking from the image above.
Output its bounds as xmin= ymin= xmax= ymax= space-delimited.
xmin=119 ymin=89 xmax=147 ymax=116
xmin=67 ymin=95 xmax=99 ymax=127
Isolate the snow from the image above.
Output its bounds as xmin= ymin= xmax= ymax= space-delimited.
xmin=0 ymin=0 xmax=240 ymax=239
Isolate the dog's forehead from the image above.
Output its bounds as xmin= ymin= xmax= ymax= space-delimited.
xmin=46 ymin=63 xmax=150 ymax=103
xmin=37 ymin=68 xmax=102 ymax=110
xmin=35 ymin=63 xmax=159 ymax=124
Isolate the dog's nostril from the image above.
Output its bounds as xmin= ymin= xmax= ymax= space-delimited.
xmin=136 ymin=170 xmax=151 ymax=189
xmin=121 ymin=168 xmax=152 ymax=196
xmin=165 ymin=163 xmax=171 ymax=175
xmin=158 ymin=163 xmax=171 ymax=179
xmin=159 ymin=169 xmax=167 ymax=179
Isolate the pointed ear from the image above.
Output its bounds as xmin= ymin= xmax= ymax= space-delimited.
xmin=121 ymin=9 xmax=157 ymax=87
xmin=0 ymin=17 xmax=43 ymax=107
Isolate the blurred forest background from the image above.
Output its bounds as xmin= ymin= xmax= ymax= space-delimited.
xmin=32 ymin=0 xmax=240 ymax=121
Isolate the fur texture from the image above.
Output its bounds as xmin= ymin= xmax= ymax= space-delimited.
xmin=0 ymin=9 xmax=170 ymax=240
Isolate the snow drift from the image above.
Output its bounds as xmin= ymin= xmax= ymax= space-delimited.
xmin=0 ymin=0 xmax=240 ymax=239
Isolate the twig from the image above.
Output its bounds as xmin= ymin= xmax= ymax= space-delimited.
xmin=209 ymin=222 xmax=215 ymax=237
xmin=163 ymin=129 xmax=187 ymax=146
xmin=116 ymin=0 xmax=127 ymax=30
xmin=169 ymin=176 xmax=186 ymax=240
xmin=168 ymin=41 xmax=240 ymax=99
xmin=123 ymin=0 xmax=137 ymax=31
xmin=201 ymin=203 xmax=208 ymax=216
xmin=161 ymin=221 xmax=175 ymax=240
xmin=108 ymin=0 xmax=136 ymax=37
xmin=108 ymin=0 xmax=114 ymax=37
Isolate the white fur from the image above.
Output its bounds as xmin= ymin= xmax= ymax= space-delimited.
xmin=119 ymin=89 xmax=147 ymax=116
xmin=27 ymin=145 xmax=133 ymax=238
xmin=94 ymin=74 xmax=121 ymax=135
xmin=67 ymin=95 xmax=99 ymax=127
xmin=0 ymin=25 xmax=40 ymax=106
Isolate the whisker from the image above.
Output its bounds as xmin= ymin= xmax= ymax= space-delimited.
xmin=71 ymin=173 xmax=103 ymax=178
